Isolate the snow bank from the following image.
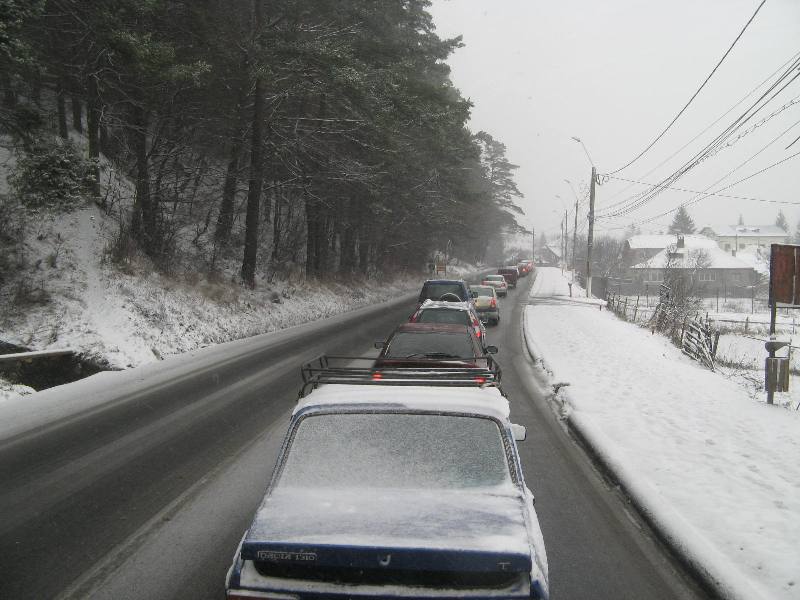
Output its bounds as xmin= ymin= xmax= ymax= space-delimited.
xmin=524 ymin=267 xmax=800 ymax=600
xmin=0 ymin=206 xmax=423 ymax=376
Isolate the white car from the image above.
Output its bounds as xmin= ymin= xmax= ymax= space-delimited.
xmin=225 ymin=361 xmax=549 ymax=600
xmin=410 ymin=299 xmax=487 ymax=343
xmin=482 ymin=274 xmax=509 ymax=297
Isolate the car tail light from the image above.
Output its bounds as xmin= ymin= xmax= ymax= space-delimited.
xmin=372 ymin=372 xmax=383 ymax=380
xmin=490 ymin=298 xmax=496 ymax=308
xmin=474 ymin=376 xmax=487 ymax=384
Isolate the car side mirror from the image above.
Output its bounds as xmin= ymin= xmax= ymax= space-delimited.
xmin=471 ymin=291 xmax=478 ymax=298
xmin=511 ymin=423 xmax=527 ymax=441
xmin=374 ymin=341 xmax=385 ymax=350
xmin=485 ymin=345 xmax=498 ymax=354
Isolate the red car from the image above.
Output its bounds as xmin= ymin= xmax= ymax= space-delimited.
xmin=498 ymin=266 xmax=519 ymax=288
xmin=409 ymin=300 xmax=486 ymax=342
xmin=374 ymin=323 xmax=497 ymax=370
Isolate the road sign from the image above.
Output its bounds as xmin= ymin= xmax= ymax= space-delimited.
xmin=770 ymin=244 xmax=800 ymax=307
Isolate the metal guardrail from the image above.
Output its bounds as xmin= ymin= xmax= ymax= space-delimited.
xmin=0 ymin=349 xmax=76 ymax=363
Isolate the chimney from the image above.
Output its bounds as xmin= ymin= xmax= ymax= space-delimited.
xmin=677 ymin=234 xmax=685 ymax=248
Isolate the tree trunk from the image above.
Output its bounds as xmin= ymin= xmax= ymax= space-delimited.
xmin=215 ymin=143 xmax=240 ymax=248
xmin=132 ymin=104 xmax=155 ymax=256
xmin=56 ymin=82 xmax=68 ymax=139
xmin=86 ymin=78 xmax=101 ymax=200
xmin=1 ymin=72 xmax=16 ymax=107
xmin=71 ymin=96 xmax=82 ymax=133
xmin=240 ymin=74 xmax=264 ymax=287
xmin=241 ymin=0 xmax=266 ymax=287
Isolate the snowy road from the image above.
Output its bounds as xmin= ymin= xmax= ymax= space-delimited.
xmin=0 ymin=275 xmax=707 ymax=599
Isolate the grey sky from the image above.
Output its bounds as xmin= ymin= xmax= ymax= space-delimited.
xmin=429 ymin=0 xmax=800 ymax=242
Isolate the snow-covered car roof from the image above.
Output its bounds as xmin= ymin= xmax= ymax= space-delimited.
xmin=419 ymin=299 xmax=474 ymax=311
xmin=294 ymin=383 xmax=510 ymax=421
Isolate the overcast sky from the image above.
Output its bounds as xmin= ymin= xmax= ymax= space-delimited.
xmin=429 ymin=0 xmax=800 ymax=242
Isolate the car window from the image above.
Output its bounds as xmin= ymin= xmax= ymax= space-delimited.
xmin=485 ymin=275 xmax=504 ymax=281
xmin=419 ymin=283 xmax=464 ymax=301
xmin=385 ymin=331 xmax=475 ymax=358
xmin=278 ymin=413 xmax=512 ymax=489
xmin=416 ymin=308 xmax=471 ymax=326
xmin=471 ymin=286 xmax=493 ymax=296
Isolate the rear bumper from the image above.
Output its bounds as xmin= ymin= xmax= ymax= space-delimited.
xmin=228 ymin=558 xmax=535 ymax=598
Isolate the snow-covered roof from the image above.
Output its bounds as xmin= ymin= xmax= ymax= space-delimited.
xmin=630 ymin=245 xmax=752 ymax=270
xmin=295 ymin=383 xmax=510 ymax=420
xmin=542 ymin=244 xmax=561 ymax=258
xmin=701 ymin=224 xmax=787 ymax=238
xmin=626 ymin=234 xmax=717 ymax=250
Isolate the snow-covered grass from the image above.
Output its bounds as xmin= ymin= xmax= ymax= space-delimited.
xmin=525 ymin=267 xmax=800 ymax=600
xmin=0 ymin=200 xmax=438 ymax=400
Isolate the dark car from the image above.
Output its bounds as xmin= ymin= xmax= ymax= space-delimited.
xmin=417 ymin=279 xmax=473 ymax=308
xmin=374 ymin=322 xmax=496 ymax=369
xmin=498 ymin=266 xmax=519 ymax=288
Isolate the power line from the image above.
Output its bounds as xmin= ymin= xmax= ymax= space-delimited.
xmin=599 ymin=59 xmax=800 ymax=218
xmin=597 ymin=49 xmax=800 ymax=208
xmin=606 ymin=0 xmax=768 ymax=176
xmin=629 ymin=149 xmax=800 ymax=226
xmin=601 ymin=174 xmax=800 ymax=206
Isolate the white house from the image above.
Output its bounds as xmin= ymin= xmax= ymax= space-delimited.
xmin=698 ymin=224 xmax=789 ymax=254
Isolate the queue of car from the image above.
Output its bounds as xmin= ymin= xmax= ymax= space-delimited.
xmin=225 ymin=262 xmax=548 ymax=600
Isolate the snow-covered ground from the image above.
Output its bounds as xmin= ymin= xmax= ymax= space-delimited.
xmin=0 ymin=199 xmax=447 ymax=400
xmin=525 ymin=267 xmax=800 ymax=600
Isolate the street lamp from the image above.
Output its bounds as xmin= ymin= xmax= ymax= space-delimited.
xmin=570 ymin=136 xmax=595 ymax=167
xmin=571 ymin=136 xmax=597 ymax=298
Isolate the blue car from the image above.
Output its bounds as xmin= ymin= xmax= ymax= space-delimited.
xmin=417 ymin=279 xmax=474 ymax=309
xmin=225 ymin=362 xmax=549 ymax=599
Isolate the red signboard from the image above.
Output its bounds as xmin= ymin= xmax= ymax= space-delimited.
xmin=770 ymin=244 xmax=800 ymax=307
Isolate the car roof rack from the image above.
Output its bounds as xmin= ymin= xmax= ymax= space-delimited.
xmin=299 ymin=355 xmax=502 ymax=398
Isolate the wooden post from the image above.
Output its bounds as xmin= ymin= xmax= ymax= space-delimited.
xmin=745 ymin=316 xmax=749 ymax=333
xmin=634 ymin=295 xmax=640 ymax=321
xmin=716 ymin=288 xmax=719 ymax=313
xmin=623 ymin=297 xmax=628 ymax=319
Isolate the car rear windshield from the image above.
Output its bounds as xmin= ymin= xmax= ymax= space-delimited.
xmin=419 ymin=283 xmax=465 ymax=302
xmin=471 ymin=286 xmax=493 ymax=296
xmin=385 ymin=331 xmax=475 ymax=358
xmin=484 ymin=275 xmax=504 ymax=281
xmin=278 ymin=413 xmax=511 ymax=489
xmin=416 ymin=308 xmax=471 ymax=326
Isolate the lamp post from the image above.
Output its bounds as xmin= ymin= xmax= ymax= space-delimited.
xmin=571 ymin=137 xmax=596 ymax=298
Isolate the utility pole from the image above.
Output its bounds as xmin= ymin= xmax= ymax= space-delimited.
xmin=561 ymin=215 xmax=565 ymax=274
xmin=564 ymin=209 xmax=568 ymax=273
xmin=572 ymin=198 xmax=578 ymax=280
xmin=586 ymin=166 xmax=596 ymax=298
xmin=531 ymin=226 xmax=535 ymax=262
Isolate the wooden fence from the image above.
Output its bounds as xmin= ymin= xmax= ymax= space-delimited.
xmin=607 ymin=291 xmax=719 ymax=371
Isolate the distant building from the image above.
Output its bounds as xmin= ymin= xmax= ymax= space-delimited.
xmin=622 ymin=234 xmax=717 ymax=267
xmin=539 ymin=244 xmax=561 ymax=265
xmin=698 ymin=224 xmax=788 ymax=253
xmin=617 ymin=233 xmax=756 ymax=295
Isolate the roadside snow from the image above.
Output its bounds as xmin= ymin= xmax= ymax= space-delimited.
xmin=525 ymin=267 xmax=800 ymax=600
xmin=0 ymin=205 xmax=425 ymax=378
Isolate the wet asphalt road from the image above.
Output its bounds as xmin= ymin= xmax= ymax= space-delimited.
xmin=0 ymin=273 xmax=710 ymax=599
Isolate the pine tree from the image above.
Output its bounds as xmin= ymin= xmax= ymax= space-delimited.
xmin=776 ymin=210 xmax=789 ymax=232
xmin=668 ymin=206 xmax=696 ymax=234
